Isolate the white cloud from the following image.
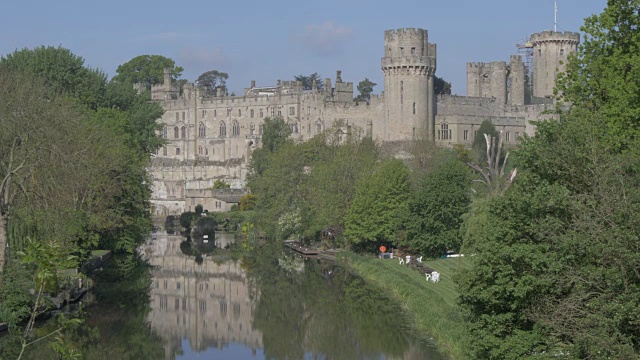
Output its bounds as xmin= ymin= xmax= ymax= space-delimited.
xmin=291 ymin=21 xmax=353 ymax=56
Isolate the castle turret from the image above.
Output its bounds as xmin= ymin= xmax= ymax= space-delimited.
xmin=382 ymin=28 xmax=436 ymax=140
xmin=466 ymin=61 xmax=507 ymax=104
xmin=508 ymin=55 xmax=525 ymax=105
xmin=530 ymin=31 xmax=580 ymax=98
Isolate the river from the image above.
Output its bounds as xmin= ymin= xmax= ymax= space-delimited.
xmin=11 ymin=231 xmax=445 ymax=359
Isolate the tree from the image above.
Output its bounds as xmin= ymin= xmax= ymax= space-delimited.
xmin=355 ymin=78 xmax=377 ymax=102
xmin=211 ymin=180 xmax=231 ymax=189
xmin=294 ymin=73 xmax=322 ymax=90
xmin=400 ymin=152 xmax=471 ymax=257
xmin=344 ymin=159 xmax=410 ymax=249
xmin=434 ymin=76 xmax=451 ymax=95
xmin=467 ymin=132 xmax=516 ymax=196
xmin=113 ymin=55 xmax=183 ymax=89
xmin=471 ymin=119 xmax=499 ymax=164
xmin=0 ymin=46 xmax=108 ymax=110
xmin=557 ymin=0 xmax=640 ymax=151
xmin=196 ymin=70 xmax=228 ymax=96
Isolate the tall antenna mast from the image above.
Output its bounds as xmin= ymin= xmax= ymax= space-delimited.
xmin=554 ymin=0 xmax=558 ymax=31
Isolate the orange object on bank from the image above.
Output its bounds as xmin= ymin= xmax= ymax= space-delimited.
xmin=379 ymin=246 xmax=387 ymax=253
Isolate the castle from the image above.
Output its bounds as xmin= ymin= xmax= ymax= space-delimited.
xmin=148 ymin=28 xmax=579 ymax=216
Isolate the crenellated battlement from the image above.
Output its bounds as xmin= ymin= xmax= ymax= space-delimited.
xmin=530 ymin=31 xmax=580 ymax=43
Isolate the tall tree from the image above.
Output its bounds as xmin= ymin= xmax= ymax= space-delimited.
xmin=557 ymin=0 xmax=640 ymax=151
xmin=344 ymin=159 xmax=410 ymax=249
xmin=113 ymin=55 xmax=183 ymax=89
xmin=400 ymin=152 xmax=472 ymax=257
xmin=294 ymin=73 xmax=322 ymax=90
xmin=195 ymin=70 xmax=229 ymax=96
xmin=0 ymin=46 xmax=107 ymax=110
xmin=471 ymin=119 xmax=499 ymax=164
xmin=434 ymin=76 xmax=452 ymax=95
xmin=355 ymin=78 xmax=377 ymax=102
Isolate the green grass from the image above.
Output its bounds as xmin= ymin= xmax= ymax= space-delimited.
xmin=341 ymin=253 xmax=471 ymax=359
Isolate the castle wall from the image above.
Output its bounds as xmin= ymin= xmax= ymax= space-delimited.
xmin=147 ymin=26 xmax=576 ymax=216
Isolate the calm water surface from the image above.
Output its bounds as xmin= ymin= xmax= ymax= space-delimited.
xmin=16 ymin=232 xmax=445 ymax=359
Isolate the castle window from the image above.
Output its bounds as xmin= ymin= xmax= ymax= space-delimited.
xmin=260 ymin=109 xmax=264 ymax=118
xmin=289 ymin=106 xmax=295 ymax=115
xmin=162 ymin=126 xmax=168 ymax=139
xmin=259 ymin=123 xmax=264 ymax=135
xmin=307 ymin=106 xmax=311 ymax=115
xmin=421 ymin=47 xmax=424 ymax=56
xmin=515 ymin=132 xmax=520 ymax=140
xmin=277 ymin=110 xmax=282 ymax=116
xmin=199 ymin=122 xmax=206 ymax=137
xmin=464 ymin=130 xmax=469 ymax=140
xmin=182 ymin=112 xmax=185 ymax=121
xmin=538 ymin=49 xmax=542 ymax=56
xmin=401 ymin=81 xmax=404 ymax=104
xmin=176 ymin=147 xmax=181 ymax=155
xmin=439 ymin=123 xmax=451 ymax=140
xmin=413 ymin=102 xmax=416 ymax=114
xmin=174 ymin=127 xmax=179 ymax=138
xmin=175 ymin=112 xmax=179 ymax=121
xmin=250 ymin=109 xmax=254 ymax=118
xmin=505 ymin=131 xmax=511 ymax=142
xmin=202 ymin=109 xmax=206 ymax=117
xmin=560 ymin=49 xmax=564 ymax=56
xmin=238 ymin=109 xmax=241 ymax=117
xmin=219 ymin=121 xmax=227 ymax=137
xmin=400 ymin=47 xmax=404 ymax=55
xmin=232 ymin=120 xmax=240 ymax=136
xmin=227 ymin=109 xmax=232 ymax=116
xmin=163 ymin=147 xmax=167 ymax=156
xmin=411 ymin=47 xmax=416 ymax=55
xmin=198 ymin=146 xmax=203 ymax=155
xmin=308 ymin=124 xmax=311 ymax=133
xmin=316 ymin=122 xmax=322 ymax=134
xmin=181 ymin=126 xmax=186 ymax=138
xmin=214 ymin=109 xmax=217 ymax=117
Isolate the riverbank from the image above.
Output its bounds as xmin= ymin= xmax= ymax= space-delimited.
xmin=340 ymin=253 xmax=471 ymax=359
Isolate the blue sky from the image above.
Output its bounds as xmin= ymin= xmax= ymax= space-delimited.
xmin=1 ymin=0 xmax=606 ymax=95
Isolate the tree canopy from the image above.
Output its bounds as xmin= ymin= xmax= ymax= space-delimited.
xmin=294 ymin=73 xmax=322 ymax=90
xmin=196 ymin=70 xmax=228 ymax=96
xmin=355 ymin=78 xmax=377 ymax=102
xmin=434 ymin=76 xmax=452 ymax=95
xmin=113 ymin=55 xmax=183 ymax=89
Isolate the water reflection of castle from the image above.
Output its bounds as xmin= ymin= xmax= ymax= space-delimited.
xmin=145 ymin=232 xmax=261 ymax=359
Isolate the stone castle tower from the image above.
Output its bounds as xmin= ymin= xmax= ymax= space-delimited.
xmin=530 ymin=31 xmax=580 ymax=98
xmin=467 ymin=61 xmax=508 ymax=104
xmin=382 ymin=28 xmax=436 ymax=140
xmin=508 ymin=55 xmax=526 ymax=105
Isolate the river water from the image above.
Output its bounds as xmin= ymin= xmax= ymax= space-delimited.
xmin=11 ymin=232 xmax=445 ymax=359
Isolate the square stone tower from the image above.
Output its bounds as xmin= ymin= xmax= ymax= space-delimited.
xmin=530 ymin=31 xmax=580 ymax=98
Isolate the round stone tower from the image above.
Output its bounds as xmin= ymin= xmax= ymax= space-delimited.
xmin=382 ymin=28 xmax=436 ymax=141
xmin=530 ymin=31 xmax=580 ymax=98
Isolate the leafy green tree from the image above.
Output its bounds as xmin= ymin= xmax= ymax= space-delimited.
xmin=294 ymin=72 xmax=322 ymax=90
xmin=113 ymin=55 xmax=183 ymax=89
xmin=211 ymin=179 xmax=231 ymax=189
xmin=355 ymin=78 xmax=377 ymax=102
xmin=471 ymin=119 xmax=499 ymax=164
xmin=239 ymin=193 xmax=257 ymax=211
xmin=434 ymin=76 xmax=452 ymax=95
xmin=0 ymin=46 xmax=107 ymax=110
xmin=400 ymin=152 xmax=471 ymax=257
xmin=557 ymin=0 xmax=640 ymax=151
xmin=344 ymin=159 xmax=410 ymax=249
xmin=248 ymin=117 xmax=293 ymax=179
xmin=195 ymin=70 xmax=229 ymax=96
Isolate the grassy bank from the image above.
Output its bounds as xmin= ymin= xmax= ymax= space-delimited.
xmin=341 ymin=253 xmax=471 ymax=359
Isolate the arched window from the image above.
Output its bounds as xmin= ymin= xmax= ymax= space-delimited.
xmin=162 ymin=126 xmax=168 ymax=139
xmin=439 ymin=123 xmax=451 ymax=140
xmin=198 ymin=145 xmax=203 ymax=155
xmin=316 ymin=121 xmax=323 ymax=134
xmin=174 ymin=127 xmax=179 ymax=138
xmin=219 ymin=121 xmax=226 ymax=137
xmin=232 ymin=120 xmax=240 ymax=136
xmin=199 ymin=122 xmax=206 ymax=137
xmin=181 ymin=126 xmax=186 ymax=139
xmin=238 ymin=109 xmax=242 ymax=117
xmin=249 ymin=123 xmax=255 ymax=135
